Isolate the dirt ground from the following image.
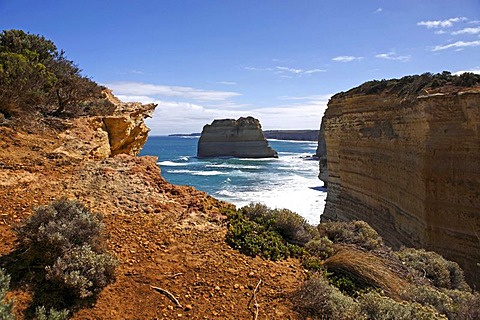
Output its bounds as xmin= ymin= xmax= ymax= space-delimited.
xmin=0 ymin=122 xmax=306 ymax=319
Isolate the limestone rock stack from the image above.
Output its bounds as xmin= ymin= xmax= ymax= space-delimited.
xmin=197 ymin=116 xmax=278 ymax=158
xmin=320 ymin=75 xmax=480 ymax=286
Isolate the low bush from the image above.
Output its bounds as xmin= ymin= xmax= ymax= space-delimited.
xmin=45 ymin=245 xmax=117 ymax=299
xmin=225 ymin=209 xmax=299 ymax=260
xmin=0 ymin=269 xmax=15 ymax=320
xmin=295 ymin=275 xmax=361 ymax=319
xmin=305 ymin=237 xmax=336 ymax=259
xmin=15 ymin=198 xmax=117 ymax=304
xmin=238 ymin=203 xmax=318 ymax=246
xmin=16 ymin=198 xmax=105 ymax=266
xmin=34 ymin=306 xmax=69 ymax=320
xmin=456 ymin=293 xmax=480 ymax=320
xmin=318 ymin=220 xmax=384 ymax=251
xmin=358 ymin=291 xmax=446 ymax=320
xmin=396 ymin=248 xmax=470 ymax=291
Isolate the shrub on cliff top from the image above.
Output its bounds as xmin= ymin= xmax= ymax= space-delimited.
xmin=239 ymin=203 xmax=319 ymax=245
xmin=15 ymin=198 xmax=117 ymax=302
xmin=0 ymin=29 xmax=105 ymax=117
xmin=318 ymin=220 xmax=384 ymax=251
xmin=396 ymin=248 xmax=470 ymax=291
xmin=16 ymin=198 xmax=105 ymax=266
xmin=0 ymin=269 xmax=15 ymax=320
xmin=294 ymin=275 xmax=362 ymax=319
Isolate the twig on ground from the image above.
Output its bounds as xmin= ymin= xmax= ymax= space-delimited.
xmin=150 ymin=285 xmax=182 ymax=308
xmin=248 ymin=279 xmax=262 ymax=320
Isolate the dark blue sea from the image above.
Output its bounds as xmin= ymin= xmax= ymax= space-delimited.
xmin=140 ymin=136 xmax=326 ymax=224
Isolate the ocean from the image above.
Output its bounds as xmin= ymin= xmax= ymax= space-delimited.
xmin=140 ymin=136 xmax=326 ymax=224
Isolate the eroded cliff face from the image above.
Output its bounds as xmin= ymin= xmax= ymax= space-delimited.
xmin=321 ymin=86 xmax=480 ymax=286
xmin=197 ymin=116 xmax=278 ymax=158
xmin=51 ymin=93 xmax=156 ymax=160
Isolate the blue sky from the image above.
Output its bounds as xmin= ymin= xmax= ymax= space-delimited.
xmin=1 ymin=0 xmax=479 ymax=134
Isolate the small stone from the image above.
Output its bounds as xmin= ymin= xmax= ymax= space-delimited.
xmin=233 ymin=283 xmax=240 ymax=289
xmin=184 ymin=304 xmax=193 ymax=311
xmin=214 ymin=286 xmax=220 ymax=291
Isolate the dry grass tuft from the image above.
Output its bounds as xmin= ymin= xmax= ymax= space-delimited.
xmin=323 ymin=246 xmax=411 ymax=300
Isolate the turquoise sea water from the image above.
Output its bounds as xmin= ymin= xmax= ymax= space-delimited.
xmin=140 ymin=136 xmax=326 ymax=224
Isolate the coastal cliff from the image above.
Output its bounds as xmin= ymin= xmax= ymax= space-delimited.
xmin=197 ymin=116 xmax=278 ymax=158
xmin=320 ymin=73 xmax=480 ymax=286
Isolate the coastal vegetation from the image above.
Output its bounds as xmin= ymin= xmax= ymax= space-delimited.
xmin=225 ymin=203 xmax=480 ymax=319
xmin=0 ymin=29 xmax=107 ymax=118
xmin=2 ymin=199 xmax=116 ymax=318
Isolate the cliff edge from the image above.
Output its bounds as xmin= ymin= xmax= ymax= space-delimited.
xmin=320 ymin=72 xmax=480 ymax=287
xmin=197 ymin=116 xmax=278 ymax=158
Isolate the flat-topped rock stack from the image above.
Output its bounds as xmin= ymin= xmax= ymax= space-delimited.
xmin=197 ymin=116 xmax=278 ymax=158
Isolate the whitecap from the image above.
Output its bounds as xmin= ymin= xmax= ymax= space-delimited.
xmin=158 ymin=161 xmax=189 ymax=167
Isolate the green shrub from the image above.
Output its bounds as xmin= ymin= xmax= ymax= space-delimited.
xmin=225 ymin=209 xmax=297 ymax=260
xmin=358 ymin=291 xmax=447 ymax=320
xmin=237 ymin=203 xmax=318 ymax=246
xmin=456 ymin=293 xmax=480 ymax=320
xmin=305 ymin=237 xmax=336 ymax=259
xmin=294 ymin=275 xmax=362 ymax=319
xmin=0 ymin=269 xmax=15 ymax=320
xmin=409 ymin=285 xmax=456 ymax=318
xmin=318 ymin=220 xmax=384 ymax=250
xmin=45 ymin=245 xmax=117 ymax=299
xmin=396 ymin=248 xmax=470 ymax=291
xmin=34 ymin=306 xmax=69 ymax=320
xmin=16 ymin=198 xmax=105 ymax=266
xmin=15 ymin=198 xmax=117 ymax=302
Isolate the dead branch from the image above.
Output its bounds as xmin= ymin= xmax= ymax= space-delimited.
xmin=248 ymin=279 xmax=262 ymax=320
xmin=150 ymin=285 xmax=182 ymax=307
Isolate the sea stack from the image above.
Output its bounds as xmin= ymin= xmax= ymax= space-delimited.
xmin=197 ymin=116 xmax=278 ymax=158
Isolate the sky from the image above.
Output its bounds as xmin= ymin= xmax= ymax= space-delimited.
xmin=1 ymin=0 xmax=480 ymax=135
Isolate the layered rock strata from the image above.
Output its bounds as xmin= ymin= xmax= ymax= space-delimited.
xmin=197 ymin=116 xmax=278 ymax=158
xmin=321 ymin=83 xmax=480 ymax=286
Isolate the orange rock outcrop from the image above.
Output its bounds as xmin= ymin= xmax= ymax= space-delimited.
xmin=321 ymin=82 xmax=480 ymax=286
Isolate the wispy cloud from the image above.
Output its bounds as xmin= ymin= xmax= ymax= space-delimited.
xmin=374 ymin=8 xmax=383 ymax=14
xmin=375 ymin=52 xmax=411 ymax=62
xmin=105 ymin=82 xmax=240 ymax=101
xmin=432 ymin=40 xmax=480 ymax=51
xmin=451 ymin=27 xmax=480 ymax=35
xmin=417 ymin=17 xmax=467 ymax=28
xmin=244 ymin=65 xmax=326 ymax=76
xmin=332 ymin=55 xmax=363 ymax=62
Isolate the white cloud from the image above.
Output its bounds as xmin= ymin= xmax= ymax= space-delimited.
xmin=105 ymin=82 xmax=240 ymax=101
xmin=332 ymin=56 xmax=363 ymax=62
xmin=374 ymin=8 xmax=383 ymax=14
xmin=417 ymin=17 xmax=467 ymax=28
xmin=451 ymin=27 xmax=480 ymax=35
xmin=216 ymin=81 xmax=238 ymax=85
xmin=434 ymin=30 xmax=447 ymax=35
xmin=375 ymin=52 xmax=411 ymax=62
xmin=245 ymin=65 xmax=326 ymax=76
xmin=453 ymin=68 xmax=480 ymax=75
xmin=432 ymin=40 xmax=480 ymax=51
xmin=276 ymin=66 xmax=303 ymax=74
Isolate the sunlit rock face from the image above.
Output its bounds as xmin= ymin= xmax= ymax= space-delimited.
xmin=197 ymin=116 xmax=278 ymax=158
xmin=321 ymin=80 xmax=480 ymax=286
